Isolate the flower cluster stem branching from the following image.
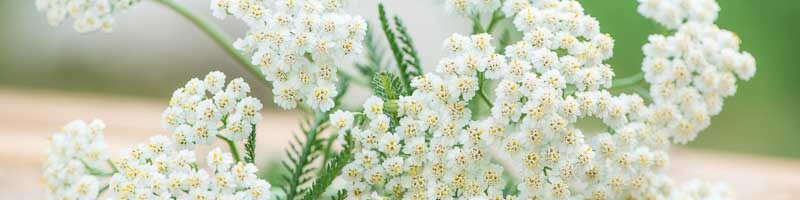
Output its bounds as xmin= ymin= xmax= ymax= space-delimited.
xmin=485 ymin=9 xmax=504 ymax=34
xmin=81 ymin=159 xmax=118 ymax=177
xmin=471 ymin=9 xmax=504 ymax=34
xmin=477 ymin=72 xmax=494 ymax=108
xmin=217 ymin=134 xmax=241 ymax=163
xmin=152 ymin=0 xmax=267 ymax=85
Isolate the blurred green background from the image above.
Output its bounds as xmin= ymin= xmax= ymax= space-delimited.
xmin=0 ymin=0 xmax=797 ymax=158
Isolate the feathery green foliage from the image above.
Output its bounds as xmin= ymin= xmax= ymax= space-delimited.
xmin=317 ymin=134 xmax=338 ymax=170
xmin=244 ymin=126 xmax=257 ymax=163
xmin=370 ymin=72 xmax=406 ymax=101
xmin=378 ymin=3 xmax=413 ymax=93
xmin=278 ymin=73 xmax=351 ymax=200
xmin=393 ymin=16 xmax=422 ymax=75
xmin=329 ymin=190 xmax=348 ymax=200
xmin=302 ymin=132 xmax=355 ymax=200
xmin=279 ymin=113 xmax=329 ymax=200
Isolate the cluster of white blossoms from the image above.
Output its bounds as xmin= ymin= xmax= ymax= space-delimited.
xmin=333 ymin=34 xmax=508 ymax=199
xmin=44 ymin=72 xmax=272 ymax=200
xmin=637 ymin=0 xmax=720 ymax=29
xmin=443 ymin=0 xmax=502 ymax=17
xmin=333 ymin=31 xmax=669 ymax=199
xmin=109 ymin=135 xmax=272 ymax=199
xmin=330 ymin=0 xmax=754 ymax=199
xmin=35 ymin=0 xmax=139 ymax=33
xmin=161 ymin=71 xmax=263 ymax=150
xmin=43 ymin=120 xmax=110 ymax=200
xmin=503 ymin=0 xmax=614 ymax=91
xmin=211 ymin=0 xmax=367 ymax=111
xmin=640 ymin=2 xmax=756 ymax=144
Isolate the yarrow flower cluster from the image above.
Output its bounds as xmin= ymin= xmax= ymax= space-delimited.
xmin=44 ymin=72 xmax=271 ymax=200
xmin=211 ymin=0 xmax=367 ymax=111
xmin=43 ymin=119 xmax=110 ymax=200
xmin=332 ymin=33 xmax=508 ymax=199
xmin=640 ymin=2 xmax=756 ymax=144
xmin=637 ymin=0 xmax=720 ymax=29
xmin=37 ymin=0 xmax=757 ymax=198
xmin=162 ymin=71 xmax=263 ymax=150
xmin=35 ymin=0 xmax=140 ymax=33
xmin=503 ymin=0 xmax=614 ymax=91
xmin=109 ymin=135 xmax=271 ymax=199
xmin=330 ymin=0 xmax=754 ymax=199
xmin=443 ymin=0 xmax=502 ymax=17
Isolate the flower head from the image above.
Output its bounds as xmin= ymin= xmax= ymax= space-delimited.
xmin=110 ymin=135 xmax=271 ymax=199
xmin=215 ymin=0 xmax=367 ymax=112
xmin=162 ymin=71 xmax=263 ymax=150
xmin=43 ymin=119 xmax=109 ymax=200
xmin=36 ymin=0 xmax=140 ymax=33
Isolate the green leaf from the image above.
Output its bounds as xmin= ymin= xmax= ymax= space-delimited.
xmin=301 ymin=132 xmax=355 ymax=200
xmin=330 ymin=190 xmax=347 ymax=200
xmin=370 ymin=72 xmax=405 ymax=101
xmin=244 ymin=125 xmax=257 ymax=164
xmin=279 ymin=113 xmax=330 ymax=200
xmin=378 ymin=3 xmax=412 ymax=94
xmin=393 ymin=16 xmax=422 ymax=75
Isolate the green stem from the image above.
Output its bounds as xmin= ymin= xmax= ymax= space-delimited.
xmin=217 ymin=134 xmax=241 ymax=163
xmin=611 ymin=72 xmax=644 ymax=89
xmin=479 ymin=89 xmax=494 ymax=108
xmin=152 ymin=0 xmax=266 ymax=85
xmin=470 ymin=14 xmax=485 ymax=34
xmin=472 ymin=9 xmax=504 ymax=35
xmin=97 ymin=184 xmax=109 ymax=198
xmin=107 ymin=159 xmax=118 ymax=173
xmin=485 ymin=9 xmax=504 ymax=34
xmin=477 ymin=72 xmax=494 ymax=108
xmin=81 ymin=159 xmax=116 ymax=177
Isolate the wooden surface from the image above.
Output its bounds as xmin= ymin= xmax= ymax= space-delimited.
xmin=0 ymin=87 xmax=798 ymax=199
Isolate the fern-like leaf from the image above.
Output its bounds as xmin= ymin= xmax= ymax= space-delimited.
xmin=378 ymin=3 xmax=412 ymax=93
xmin=243 ymin=125 xmax=257 ymax=163
xmin=330 ymin=190 xmax=348 ymax=200
xmin=279 ymin=72 xmax=351 ymax=200
xmin=301 ymin=132 xmax=355 ymax=200
xmin=393 ymin=16 xmax=422 ymax=75
xmin=279 ymin=113 xmax=330 ymax=200
xmin=370 ymin=72 xmax=405 ymax=101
